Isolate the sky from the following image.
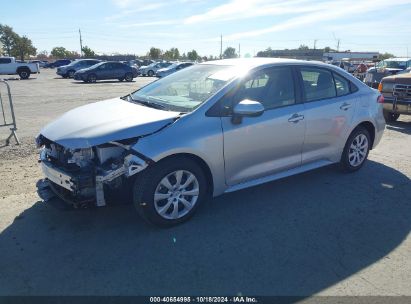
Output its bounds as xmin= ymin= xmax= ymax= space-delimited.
xmin=1 ymin=0 xmax=411 ymax=57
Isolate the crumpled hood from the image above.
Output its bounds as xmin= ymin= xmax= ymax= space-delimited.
xmin=40 ymin=98 xmax=179 ymax=149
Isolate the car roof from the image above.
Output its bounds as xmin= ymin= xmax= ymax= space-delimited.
xmin=384 ymin=58 xmax=411 ymax=62
xmin=200 ymin=58 xmax=332 ymax=70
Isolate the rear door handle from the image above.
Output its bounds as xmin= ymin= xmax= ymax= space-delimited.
xmin=340 ymin=103 xmax=352 ymax=111
xmin=288 ymin=114 xmax=304 ymax=123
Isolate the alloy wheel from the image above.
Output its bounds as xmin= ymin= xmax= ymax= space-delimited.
xmin=154 ymin=170 xmax=199 ymax=220
xmin=348 ymin=134 xmax=369 ymax=167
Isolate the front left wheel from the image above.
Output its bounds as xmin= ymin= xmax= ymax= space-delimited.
xmin=124 ymin=72 xmax=133 ymax=82
xmin=133 ymin=157 xmax=208 ymax=227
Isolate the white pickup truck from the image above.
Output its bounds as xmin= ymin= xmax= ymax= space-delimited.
xmin=0 ymin=57 xmax=40 ymax=79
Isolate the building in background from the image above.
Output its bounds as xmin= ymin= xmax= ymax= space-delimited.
xmin=257 ymin=49 xmax=324 ymax=61
xmin=323 ymin=51 xmax=379 ymax=62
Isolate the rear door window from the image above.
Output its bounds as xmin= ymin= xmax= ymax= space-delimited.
xmin=300 ymin=67 xmax=336 ymax=101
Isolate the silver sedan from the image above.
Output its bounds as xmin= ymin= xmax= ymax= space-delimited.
xmin=37 ymin=58 xmax=385 ymax=227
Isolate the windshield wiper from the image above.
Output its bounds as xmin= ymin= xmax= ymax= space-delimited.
xmin=127 ymin=94 xmax=166 ymax=110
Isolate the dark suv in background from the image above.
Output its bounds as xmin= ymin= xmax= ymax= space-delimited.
xmin=45 ymin=59 xmax=71 ymax=68
xmin=57 ymin=59 xmax=101 ymax=78
xmin=74 ymin=61 xmax=138 ymax=83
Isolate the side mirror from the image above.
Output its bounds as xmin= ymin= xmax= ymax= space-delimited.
xmin=232 ymin=99 xmax=264 ymax=124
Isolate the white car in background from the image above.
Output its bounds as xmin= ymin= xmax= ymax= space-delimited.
xmin=156 ymin=62 xmax=194 ymax=78
xmin=0 ymin=57 xmax=40 ymax=79
xmin=139 ymin=61 xmax=173 ymax=77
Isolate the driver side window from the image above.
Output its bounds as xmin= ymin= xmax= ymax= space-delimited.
xmin=232 ymin=66 xmax=296 ymax=110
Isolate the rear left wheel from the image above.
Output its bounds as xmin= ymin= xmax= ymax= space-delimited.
xmin=340 ymin=126 xmax=371 ymax=172
xmin=18 ymin=69 xmax=30 ymax=79
xmin=133 ymin=157 xmax=208 ymax=227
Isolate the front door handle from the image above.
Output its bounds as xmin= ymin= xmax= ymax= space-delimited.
xmin=340 ymin=103 xmax=352 ymax=111
xmin=288 ymin=113 xmax=304 ymax=123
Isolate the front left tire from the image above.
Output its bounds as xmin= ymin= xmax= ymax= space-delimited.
xmin=133 ymin=157 xmax=208 ymax=227
xmin=124 ymin=72 xmax=133 ymax=82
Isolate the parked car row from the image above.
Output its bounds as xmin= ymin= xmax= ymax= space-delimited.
xmin=52 ymin=58 xmax=195 ymax=82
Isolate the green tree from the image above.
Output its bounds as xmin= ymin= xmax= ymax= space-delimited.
xmin=380 ymin=52 xmax=394 ymax=60
xmin=149 ymin=47 xmax=162 ymax=59
xmin=223 ymin=47 xmax=237 ymax=59
xmin=37 ymin=50 xmax=49 ymax=60
xmin=187 ymin=49 xmax=199 ymax=61
xmin=164 ymin=47 xmax=180 ymax=60
xmin=82 ymin=45 xmax=96 ymax=57
xmin=66 ymin=51 xmax=80 ymax=59
xmin=298 ymin=44 xmax=309 ymax=50
xmin=51 ymin=46 xmax=70 ymax=58
xmin=11 ymin=35 xmax=36 ymax=61
xmin=0 ymin=24 xmax=18 ymax=56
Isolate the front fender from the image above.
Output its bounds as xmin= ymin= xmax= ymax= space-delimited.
xmin=131 ymin=114 xmax=227 ymax=197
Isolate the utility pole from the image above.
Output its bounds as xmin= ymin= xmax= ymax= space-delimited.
xmin=79 ymin=29 xmax=83 ymax=57
xmin=313 ymin=39 xmax=317 ymax=50
xmin=238 ymin=43 xmax=241 ymax=58
xmin=337 ymin=39 xmax=340 ymax=52
xmin=220 ymin=34 xmax=222 ymax=59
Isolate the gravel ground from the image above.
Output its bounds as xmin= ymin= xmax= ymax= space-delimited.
xmin=0 ymin=69 xmax=410 ymax=296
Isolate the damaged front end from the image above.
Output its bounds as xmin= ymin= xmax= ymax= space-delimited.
xmin=36 ymin=135 xmax=151 ymax=208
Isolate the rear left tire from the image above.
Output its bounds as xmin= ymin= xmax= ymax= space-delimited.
xmin=340 ymin=126 xmax=371 ymax=172
xmin=18 ymin=69 xmax=30 ymax=79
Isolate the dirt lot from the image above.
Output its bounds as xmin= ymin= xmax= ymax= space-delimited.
xmin=0 ymin=69 xmax=410 ymax=296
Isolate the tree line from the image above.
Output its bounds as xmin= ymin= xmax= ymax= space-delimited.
xmin=0 ymin=24 xmax=36 ymax=61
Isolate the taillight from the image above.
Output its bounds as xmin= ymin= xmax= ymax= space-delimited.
xmin=378 ymin=82 xmax=383 ymax=92
xmin=377 ymin=95 xmax=384 ymax=104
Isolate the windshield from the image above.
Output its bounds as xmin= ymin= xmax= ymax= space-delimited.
xmin=377 ymin=60 xmax=407 ymax=69
xmin=130 ymin=64 xmax=241 ymax=112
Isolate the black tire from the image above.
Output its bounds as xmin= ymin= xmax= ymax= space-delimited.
xmin=147 ymin=70 xmax=154 ymax=77
xmin=87 ymin=74 xmax=97 ymax=83
xmin=133 ymin=156 xmax=208 ymax=227
xmin=383 ymin=110 xmax=400 ymax=122
xmin=125 ymin=72 xmax=133 ymax=82
xmin=68 ymin=70 xmax=75 ymax=78
xmin=18 ymin=69 xmax=30 ymax=79
xmin=340 ymin=126 xmax=371 ymax=172
xmin=118 ymin=78 xmax=124 ymax=82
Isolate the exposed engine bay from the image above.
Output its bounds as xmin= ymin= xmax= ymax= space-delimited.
xmin=36 ymin=135 xmax=151 ymax=208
